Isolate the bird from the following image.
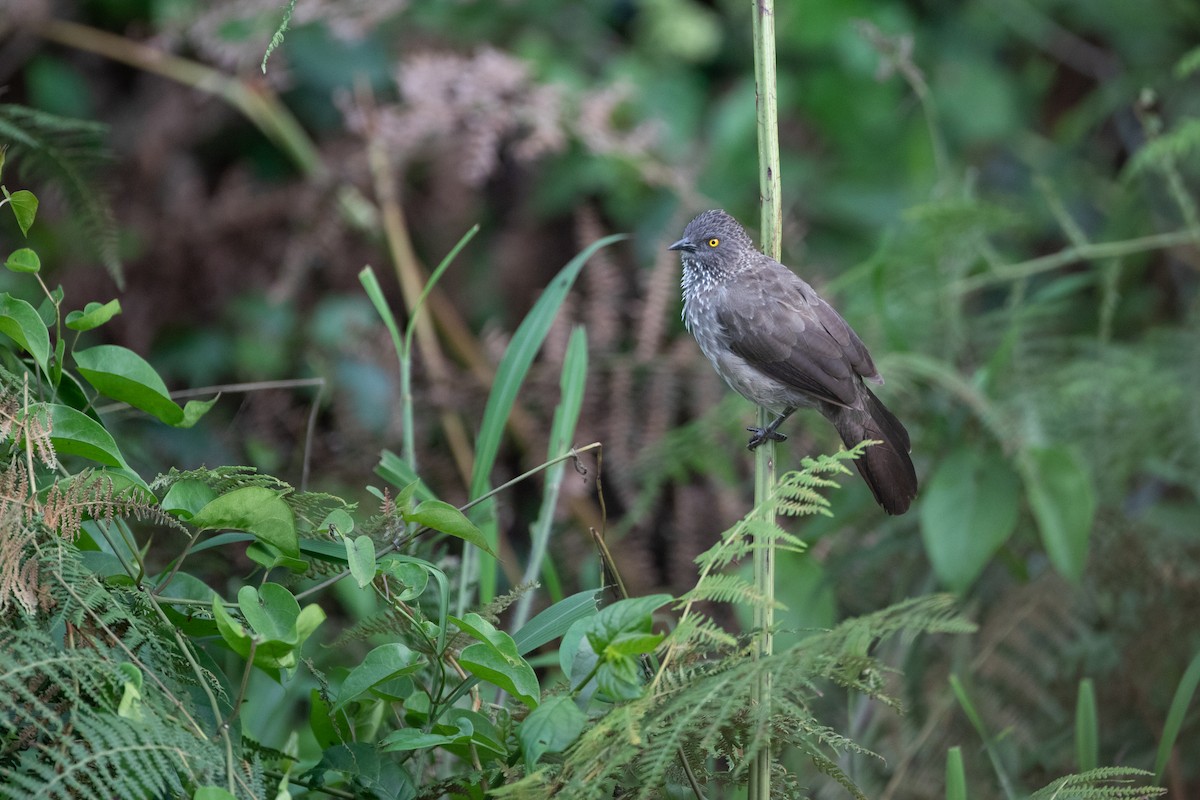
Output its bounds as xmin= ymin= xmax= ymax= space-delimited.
xmin=669 ymin=209 xmax=917 ymax=515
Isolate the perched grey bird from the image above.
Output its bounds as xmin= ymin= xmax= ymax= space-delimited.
xmin=670 ymin=209 xmax=917 ymax=515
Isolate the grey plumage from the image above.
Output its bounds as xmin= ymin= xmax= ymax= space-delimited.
xmin=670 ymin=209 xmax=918 ymax=515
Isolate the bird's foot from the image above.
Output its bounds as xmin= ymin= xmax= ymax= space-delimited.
xmin=746 ymin=426 xmax=787 ymax=450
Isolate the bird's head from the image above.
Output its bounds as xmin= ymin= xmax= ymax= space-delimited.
xmin=668 ymin=209 xmax=755 ymax=275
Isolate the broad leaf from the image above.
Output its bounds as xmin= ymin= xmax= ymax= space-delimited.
xmin=919 ymin=447 xmax=1020 ymax=593
xmin=75 ymin=344 xmax=217 ymax=428
xmin=4 ymin=247 xmax=40 ymax=273
xmin=7 ymin=189 xmax=38 ymax=235
xmin=0 ymin=292 xmax=50 ymax=372
xmin=335 ymin=643 xmax=424 ymax=710
xmin=407 ymin=498 xmax=496 ymax=557
xmin=345 ymin=535 xmax=376 ymax=588
xmin=1022 ymin=446 xmax=1095 ymax=583
xmin=65 ymin=299 xmax=121 ymax=331
xmin=33 ymin=402 xmax=129 ymax=468
xmin=518 ymin=694 xmax=586 ymax=770
xmin=192 ymin=486 xmax=298 ymax=556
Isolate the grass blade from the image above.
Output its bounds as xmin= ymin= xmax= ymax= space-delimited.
xmin=950 ymin=673 xmax=1018 ymax=800
xmin=511 ymin=326 xmax=588 ymax=630
xmin=945 ymin=746 xmax=967 ymax=800
xmin=1075 ymin=677 xmax=1099 ymax=772
xmin=1154 ymin=646 xmax=1200 ymax=784
xmin=463 ymin=233 xmax=625 ymax=607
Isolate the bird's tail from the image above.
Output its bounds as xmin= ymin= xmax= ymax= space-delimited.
xmin=827 ymin=387 xmax=917 ymax=515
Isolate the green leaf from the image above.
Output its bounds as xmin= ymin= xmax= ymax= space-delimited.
xmin=519 ymin=694 xmax=586 ymax=770
xmin=116 ymin=663 xmax=144 ymax=721
xmin=161 ymin=479 xmax=218 ymax=520
xmin=335 ymin=643 xmax=424 ymax=710
xmin=578 ymin=595 xmax=672 ymax=701
xmin=178 ymin=395 xmax=219 ymax=428
xmin=0 ymin=292 xmax=51 ymax=372
xmin=1021 ymin=446 xmax=1095 ymax=583
xmin=407 ymin=498 xmax=496 ymax=557
xmin=945 ymin=747 xmax=967 ymax=800
xmin=376 ymin=557 xmax=429 ymax=601
xmin=603 ymin=631 xmax=665 ymax=658
xmin=452 ymin=613 xmax=540 ymax=707
xmin=193 ymin=788 xmax=238 ymax=800
xmin=442 ymin=709 xmax=507 ymax=758
xmin=468 ymin=233 xmax=627 ymax=602
xmin=308 ymin=688 xmax=353 ymax=749
xmin=212 ymin=595 xmax=251 ymax=653
xmin=188 ymin=532 xmax=255 ymax=555
xmin=380 ymin=726 xmax=469 ymax=753
xmin=6 ymin=189 xmax=38 ymax=236
xmin=320 ymin=507 xmax=355 ymax=536
xmin=562 ymin=616 xmax=599 ymax=695
xmin=375 ymin=450 xmax=436 ymax=501
xmin=192 ymin=486 xmax=298 ymax=557
xmin=298 ymin=537 xmax=352 ymax=563
xmin=65 ymin=299 xmax=121 ymax=331
xmin=596 ymin=653 xmax=643 ymax=701
xmin=459 ymin=642 xmax=540 ymax=708
xmin=586 ymin=594 xmax=673 ymax=651
xmin=1075 ymin=678 xmax=1098 ymax=772
xmin=32 ymin=402 xmax=129 ymax=468
xmin=5 ymin=247 xmax=40 ymax=273
xmin=345 ymin=535 xmax=377 ymax=588
xmin=919 ymin=447 xmax=1020 ymax=593
xmin=214 ymin=583 xmax=325 ymax=672
xmin=245 ymin=541 xmax=309 ymax=573
xmin=385 ymin=555 xmax=449 ymax=652
xmin=75 ymin=344 xmax=218 ymax=427
xmin=451 ymin=612 xmax=515 ymax=651
xmin=1154 ymin=647 xmax=1200 ymax=784
xmin=513 ymin=589 xmax=599 ymax=655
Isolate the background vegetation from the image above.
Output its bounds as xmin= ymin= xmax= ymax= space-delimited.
xmin=1 ymin=0 xmax=1198 ymax=797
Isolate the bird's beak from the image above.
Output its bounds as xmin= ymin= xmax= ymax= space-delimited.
xmin=668 ymin=238 xmax=694 ymax=252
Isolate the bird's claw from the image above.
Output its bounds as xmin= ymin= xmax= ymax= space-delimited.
xmin=746 ymin=427 xmax=787 ymax=450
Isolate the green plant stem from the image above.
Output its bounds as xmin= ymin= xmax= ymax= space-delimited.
xmin=362 ymin=102 xmax=476 ymax=483
xmin=957 ymin=228 xmax=1200 ymax=292
xmin=751 ymin=0 xmax=781 ymax=797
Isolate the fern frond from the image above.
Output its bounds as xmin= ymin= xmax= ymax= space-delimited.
xmin=42 ymin=470 xmax=185 ymax=539
xmin=1126 ymin=118 xmax=1200 ymax=177
xmin=677 ymin=572 xmax=778 ymax=608
xmin=695 ymin=518 xmax=805 ymax=573
xmin=152 ymin=465 xmax=293 ymax=495
xmin=3 ymin=709 xmax=201 ymax=799
xmin=665 ymin=615 xmax=740 ymax=654
xmin=537 ymin=595 xmax=971 ymax=799
xmin=0 ymin=542 xmax=266 ymax=796
xmin=0 ymin=104 xmax=122 ymax=284
xmin=1029 ymin=767 xmax=1165 ymax=799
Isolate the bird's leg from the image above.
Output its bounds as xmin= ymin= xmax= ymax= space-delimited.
xmin=747 ymin=407 xmax=797 ymax=450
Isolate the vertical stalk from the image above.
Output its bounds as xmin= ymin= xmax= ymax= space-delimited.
xmin=750 ymin=0 xmax=781 ymax=798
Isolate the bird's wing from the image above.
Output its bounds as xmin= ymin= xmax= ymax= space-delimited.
xmin=717 ymin=262 xmax=874 ymax=408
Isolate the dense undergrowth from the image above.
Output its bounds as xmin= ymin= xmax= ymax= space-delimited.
xmin=2 ymin=1 xmax=1199 ymax=797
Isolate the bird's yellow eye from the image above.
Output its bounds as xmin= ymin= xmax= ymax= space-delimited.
xmin=707 ymin=237 xmax=720 ymax=248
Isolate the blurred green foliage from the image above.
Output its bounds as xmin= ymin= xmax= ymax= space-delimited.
xmin=2 ymin=0 xmax=1200 ymax=796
